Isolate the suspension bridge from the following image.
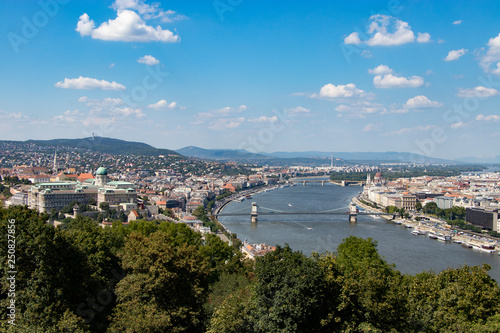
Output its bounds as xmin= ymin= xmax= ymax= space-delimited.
xmin=215 ymin=202 xmax=398 ymax=223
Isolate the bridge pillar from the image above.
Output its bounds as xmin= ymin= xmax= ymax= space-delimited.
xmin=251 ymin=202 xmax=258 ymax=223
xmin=321 ymin=181 xmax=325 ymax=186
xmin=303 ymin=181 xmax=306 ymax=186
xmin=349 ymin=202 xmax=357 ymax=223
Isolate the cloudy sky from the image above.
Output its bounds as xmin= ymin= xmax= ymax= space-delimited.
xmin=1 ymin=0 xmax=500 ymax=159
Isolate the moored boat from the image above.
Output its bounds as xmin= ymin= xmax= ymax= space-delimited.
xmin=481 ymin=244 xmax=496 ymax=253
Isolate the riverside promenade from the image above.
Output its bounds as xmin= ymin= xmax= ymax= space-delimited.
xmin=352 ymin=195 xmax=500 ymax=248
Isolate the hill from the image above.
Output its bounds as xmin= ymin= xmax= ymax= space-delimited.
xmin=22 ymin=137 xmax=179 ymax=156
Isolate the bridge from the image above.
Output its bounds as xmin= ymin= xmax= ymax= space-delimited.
xmin=287 ymin=179 xmax=365 ymax=186
xmin=215 ymin=202 xmax=398 ymax=223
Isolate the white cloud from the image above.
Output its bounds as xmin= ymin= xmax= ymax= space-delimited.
xmin=53 ymin=114 xmax=77 ymax=123
xmin=366 ymin=15 xmax=415 ymax=46
xmin=344 ymin=32 xmax=361 ymax=45
xmin=148 ymin=99 xmax=178 ymax=110
xmin=137 ymin=55 xmax=159 ymax=65
xmin=380 ymin=108 xmax=409 ymax=115
xmin=368 ymin=65 xmax=393 ymax=75
xmin=373 ymin=74 xmax=424 ymax=88
xmin=64 ymin=109 xmax=81 ymax=116
xmin=335 ymin=101 xmax=386 ymax=118
xmin=114 ymin=107 xmax=145 ymax=118
xmin=286 ymin=106 xmax=310 ymax=114
xmin=192 ymin=105 xmax=247 ymax=126
xmin=444 ymin=49 xmax=467 ymax=61
xmin=480 ymin=33 xmax=500 ymax=73
xmin=344 ymin=15 xmax=430 ymax=47
xmin=361 ymin=50 xmax=373 ymax=58
xmin=416 ymin=32 xmax=431 ymax=43
xmin=312 ymin=83 xmax=365 ymax=99
xmin=79 ymin=97 xmax=125 ymax=110
xmin=112 ymin=0 xmax=187 ymax=23
xmin=493 ymin=63 xmax=500 ymax=75
xmin=453 ymin=20 xmax=462 ymax=25
xmin=55 ymin=76 xmax=126 ymax=90
xmin=457 ymin=86 xmax=499 ymax=98
xmin=476 ymin=114 xmax=500 ymax=122
xmin=109 ymin=63 xmax=115 ymax=69
xmin=248 ymin=116 xmax=278 ymax=123
xmin=405 ymin=95 xmax=443 ymax=108
xmin=76 ymin=10 xmax=179 ymax=42
xmin=0 ymin=111 xmax=29 ymax=120
xmin=209 ymin=117 xmax=245 ymax=130
xmin=363 ymin=123 xmax=381 ymax=132
xmin=450 ymin=122 xmax=467 ymax=129
xmin=389 ymin=125 xmax=436 ymax=136
xmin=76 ymin=13 xmax=94 ymax=36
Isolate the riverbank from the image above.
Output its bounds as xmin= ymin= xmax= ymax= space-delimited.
xmin=212 ymin=183 xmax=282 ymax=235
xmin=352 ymin=195 xmax=500 ymax=250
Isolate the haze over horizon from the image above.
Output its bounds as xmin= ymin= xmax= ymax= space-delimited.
xmin=2 ymin=0 xmax=500 ymax=159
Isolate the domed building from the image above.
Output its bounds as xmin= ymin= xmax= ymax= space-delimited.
xmin=29 ymin=166 xmax=137 ymax=213
xmin=373 ymin=171 xmax=385 ymax=185
xmin=95 ymin=167 xmax=108 ymax=186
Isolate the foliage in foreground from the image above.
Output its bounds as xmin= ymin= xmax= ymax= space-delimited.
xmin=0 ymin=206 xmax=499 ymax=332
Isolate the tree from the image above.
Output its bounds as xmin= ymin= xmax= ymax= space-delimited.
xmin=99 ymin=202 xmax=109 ymax=211
xmin=250 ymin=245 xmax=328 ymax=333
xmin=0 ymin=206 xmax=94 ymax=331
xmin=415 ymin=201 xmax=422 ymax=211
xmin=207 ymin=286 xmax=253 ymax=333
xmin=108 ymin=231 xmax=210 ymax=333
xmin=406 ymin=265 xmax=500 ymax=332
xmin=331 ymin=236 xmax=408 ymax=332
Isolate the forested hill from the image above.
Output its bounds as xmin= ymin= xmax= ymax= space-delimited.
xmin=1 ymin=205 xmax=500 ymax=332
xmin=18 ymin=137 xmax=180 ymax=156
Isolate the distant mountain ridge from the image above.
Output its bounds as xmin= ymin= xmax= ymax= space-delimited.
xmin=176 ymin=146 xmax=459 ymax=164
xmin=454 ymin=155 xmax=500 ymax=164
xmin=176 ymin=146 xmax=270 ymax=160
xmin=14 ymin=137 xmax=180 ymax=156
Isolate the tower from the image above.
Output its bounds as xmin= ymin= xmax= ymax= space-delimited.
xmin=52 ymin=150 xmax=58 ymax=174
xmin=349 ymin=202 xmax=358 ymax=223
xmin=366 ymin=173 xmax=371 ymax=185
xmin=95 ymin=167 xmax=108 ymax=187
xmin=331 ymin=153 xmax=334 ymax=168
xmin=251 ymin=202 xmax=258 ymax=223
xmin=73 ymin=204 xmax=80 ymax=219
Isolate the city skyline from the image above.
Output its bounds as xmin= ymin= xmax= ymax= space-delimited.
xmin=1 ymin=0 xmax=500 ymax=159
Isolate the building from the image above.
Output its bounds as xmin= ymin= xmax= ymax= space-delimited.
xmin=29 ymin=167 xmax=136 ymax=213
xmin=401 ymin=194 xmax=417 ymax=210
xmin=436 ymin=196 xmax=454 ymax=209
xmin=466 ymin=207 xmax=500 ymax=232
xmin=9 ymin=192 xmax=28 ymax=206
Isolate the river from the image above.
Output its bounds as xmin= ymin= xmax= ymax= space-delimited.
xmin=218 ymin=181 xmax=500 ymax=282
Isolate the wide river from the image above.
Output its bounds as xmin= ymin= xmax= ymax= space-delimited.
xmin=219 ymin=180 xmax=500 ymax=282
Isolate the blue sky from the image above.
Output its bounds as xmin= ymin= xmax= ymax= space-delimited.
xmin=1 ymin=0 xmax=500 ymax=159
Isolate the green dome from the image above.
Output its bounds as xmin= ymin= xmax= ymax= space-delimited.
xmin=96 ymin=167 xmax=108 ymax=176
